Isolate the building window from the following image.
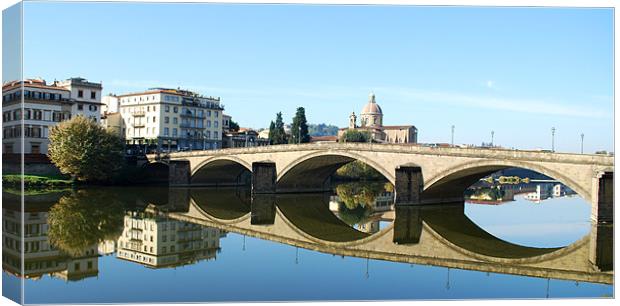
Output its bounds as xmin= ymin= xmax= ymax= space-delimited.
xmin=206 ymin=120 xmax=211 ymax=128
xmin=31 ymin=144 xmax=41 ymax=154
xmin=172 ymin=128 xmax=178 ymax=137
xmin=173 ymin=106 xmax=178 ymax=113
xmin=164 ymin=117 xmax=169 ymax=123
xmin=214 ymin=121 xmax=219 ymax=128
xmin=173 ymin=117 xmax=178 ymax=124
xmin=207 ymin=110 xmax=211 ymax=117
xmin=153 ymin=116 xmax=156 ymax=123
xmin=78 ymin=90 xmax=83 ymax=98
xmin=90 ymin=91 xmax=96 ymax=99
xmin=74 ymin=263 xmax=80 ymax=271
xmin=165 ymin=105 xmax=170 ymax=112
xmin=164 ymin=128 xmax=169 ymax=136
xmin=215 ymin=111 xmax=219 ymax=117
xmin=78 ymin=104 xmax=83 ymax=111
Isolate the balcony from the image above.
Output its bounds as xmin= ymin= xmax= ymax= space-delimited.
xmin=132 ymin=123 xmax=145 ymax=128
xmin=180 ymin=112 xmax=206 ymax=119
xmin=132 ymin=111 xmax=145 ymax=117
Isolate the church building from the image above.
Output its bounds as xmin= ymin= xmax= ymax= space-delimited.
xmin=338 ymin=93 xmax=418 ymax=144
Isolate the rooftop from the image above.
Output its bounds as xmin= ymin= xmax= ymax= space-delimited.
xmin=117 ymin=87 xmax=220 ymax=101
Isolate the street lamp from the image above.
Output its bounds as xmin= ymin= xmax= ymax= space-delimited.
xmin=491 ymin=130 xmax=495 ymax=147
xmin=451 ymin=125 xmax=455 ymax=147
xmin=551 ymin=127 xmax=556 ymax=152
xmin=298 ymin=125 xmax=301 ymax=144
xmin=580 ymin=133 xmax=584 ymax=154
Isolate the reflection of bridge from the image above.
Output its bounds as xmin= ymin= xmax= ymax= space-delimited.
xmin=154 ymin=188 xmax=613 ymax=285
xmin=149 ymin=143 xmax=614 ymax=223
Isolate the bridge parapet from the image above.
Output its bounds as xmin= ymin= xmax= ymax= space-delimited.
xmin=157 ymin=143 xmax=613 ymax=166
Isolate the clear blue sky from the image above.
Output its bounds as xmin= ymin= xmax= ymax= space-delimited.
xmin=20 ymin=2 xmax=613 ymax=153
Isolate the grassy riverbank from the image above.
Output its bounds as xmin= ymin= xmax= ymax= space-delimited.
xmin=3 ymin=174 xmax=75 ymax=189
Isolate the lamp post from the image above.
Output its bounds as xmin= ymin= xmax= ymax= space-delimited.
xmin=491 ymin=130 xmax=495 ymax=147
xmin=298 ymin=125 xmax=301 ymax=144
xmin=451 ymin=125 xmax=455 ymax=147
xmin=580 ymin=133 xmax=584 ymax=154
xmin=551 ymin=127 xmax=556 ymax=152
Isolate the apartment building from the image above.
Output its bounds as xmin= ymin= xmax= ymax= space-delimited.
xmin=104 ymin=87 xmax=224 ymax=152
xmin=116 ymin=211 xmax=222 ymax=268
xmin=2 ymin=77 xmax=103 ymax=154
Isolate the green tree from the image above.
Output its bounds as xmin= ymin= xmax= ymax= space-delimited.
xmin=340 ymin=129 xmax=370 ymax=143
xmin=47 ymin=190 xmax=125 ymax=256
xmin=48 ymin=116 xmax=124 ymax=181
xmin=289 ymin=107 xmax=310 ymax=144
xmin=269 ymin=112 xmax=288 ymax=145
xmin=229 ymin=119 xmax=240 ymax=132
xmin=267 ymin=121 xmax=276 ymax=145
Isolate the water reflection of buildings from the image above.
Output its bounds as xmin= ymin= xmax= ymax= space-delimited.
xmin=2 ymin=206 xmax=99 ymax=282
xmin=466 ymin=182 xmax=577 ymax=205
xmin=329 ymin=190 xmax=396 ymax=235
xmin=116 ymin=210 xmax=225 ymax=268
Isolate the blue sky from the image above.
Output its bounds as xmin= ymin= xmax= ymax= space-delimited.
xmin=19 ymin=2 xmax=613 ymax=152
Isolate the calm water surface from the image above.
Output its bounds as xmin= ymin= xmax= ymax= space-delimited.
xmin=2 ymin=181 xmax=613 ymax=303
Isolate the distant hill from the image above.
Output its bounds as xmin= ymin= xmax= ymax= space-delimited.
xmin=309 ymin=123 xmax=339 ymax=137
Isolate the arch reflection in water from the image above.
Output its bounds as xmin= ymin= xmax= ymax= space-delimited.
xmin=181 ymin=185 xmax=613 ymax=284
xmin=4 ymin=184 xmax=613 ymax=303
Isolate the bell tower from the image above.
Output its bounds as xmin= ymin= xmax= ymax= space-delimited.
xmin=349 ymin=112 xmax=357 ymax=129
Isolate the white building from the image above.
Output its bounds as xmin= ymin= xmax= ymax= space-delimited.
xmin=104 ymin=87 xmax=224 ymax=152
xmin=116 ymin=211 xmax=222 ymax=268
xmin=2 ymin=77 xmax=103 ymax=154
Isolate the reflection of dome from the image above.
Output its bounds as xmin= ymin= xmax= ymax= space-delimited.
xmin=361 ymin=93 xmax=383 ymax=115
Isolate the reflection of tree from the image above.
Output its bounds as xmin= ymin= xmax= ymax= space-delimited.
xmin=335 ymin=161 xmax=383 ymax=180
xmin=336 ymin=203 xmax=371 ymax=226
xmin=335 ymin=182 xmax=386 ymax=210
xmin=465 ymin=186 xmax=505 ymax=201
xmin=47 ymin=190 xmax=125 ymax=256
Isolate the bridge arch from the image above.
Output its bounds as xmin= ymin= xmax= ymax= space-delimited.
xmin=423 ymin=159 xmax=592 ymax=204
xmin=276 ymin=150 xmax=394 ymax=192
xmin=188 ymin=188 xmax=251 ymax=224
xmin=191 ymin=156 xmax=252 ymax=186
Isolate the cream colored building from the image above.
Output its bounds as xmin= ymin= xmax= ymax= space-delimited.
xmin=103 ymin=87 xmax=224 ymax=152
xmin=2 ymin=77 xmax=103 ymax=154
xmin=116 ymin=211 xmax=222 ymax=268
xmin=337 ymin=93 xmax=417 ymax=144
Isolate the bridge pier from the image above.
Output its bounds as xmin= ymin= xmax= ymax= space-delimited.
xmin=589 ymin=222 xmax=613 ymax=272
xmin=592 ymin=172 xmax=613 ymax=224
xmin=394 ymin=165 xmax=423 ymax=206
xmin=251 ymin=194 xmax=276 ymax=225
xmin=169 ymin=160 xmax=191 ymax=186
xmin=252 ymin=161 xmax=277 ymax=194
xmin=393 ymin=206 xmax=423 ymax=244
xmin=167 ymin=188 xmax=191 ymax=212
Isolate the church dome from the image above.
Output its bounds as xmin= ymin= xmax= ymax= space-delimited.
xmin=361 ymin=93 xmax=383 ymax=115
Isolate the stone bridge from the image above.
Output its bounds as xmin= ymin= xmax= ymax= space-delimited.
xmin=151 ymin=188 xmax=613 ymax=285
xmin=148 ymin=143 xmax=614 ymax=223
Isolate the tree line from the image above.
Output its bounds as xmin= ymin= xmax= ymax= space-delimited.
xmin=267 ymin=107 xmax=310 ymax=145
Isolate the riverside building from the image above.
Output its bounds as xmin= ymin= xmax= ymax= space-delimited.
xmin=105 ymin=87 xmax=224 ymax=152
xmin=2 ymin=77 xmax=103 ymax=154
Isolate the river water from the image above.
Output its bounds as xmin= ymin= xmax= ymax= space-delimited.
xmin=2 ymin=181 xmax=613 ymax=303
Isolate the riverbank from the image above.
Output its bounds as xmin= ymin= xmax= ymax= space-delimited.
xmin=3 ymin=174 xmax=75 ymax=188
